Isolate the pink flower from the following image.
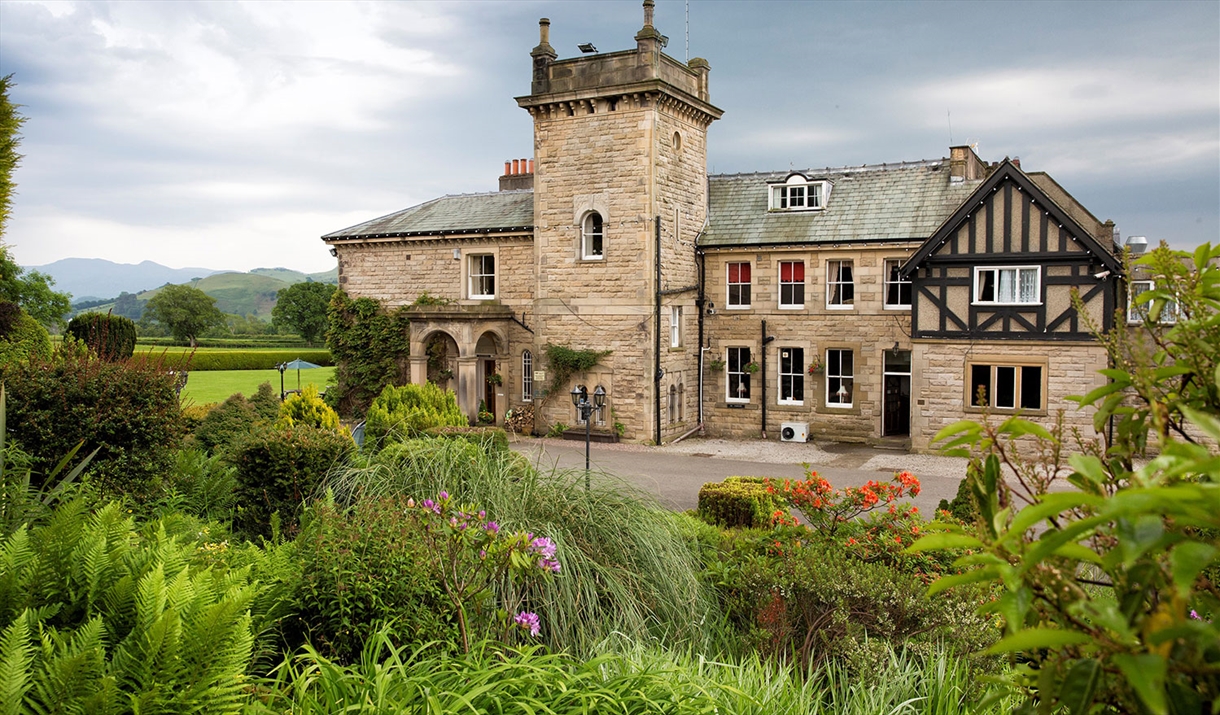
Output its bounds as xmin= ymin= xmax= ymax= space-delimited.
xmin=514 ymin=611 xmax=541 ymax=637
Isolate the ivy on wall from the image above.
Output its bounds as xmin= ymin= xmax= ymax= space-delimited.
xmin=325 ymin=291 xmax=411 ymax=417
xmin=542 ymin=343 xmax=611 ymax=403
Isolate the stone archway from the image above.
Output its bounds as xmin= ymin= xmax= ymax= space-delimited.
xmin=474 ymin=331 xmax=503 ymax=421
xmin=422 ymin=330 xmax=460 ymax=391
xmin=404 ymin=304 xmax=515 ymax=423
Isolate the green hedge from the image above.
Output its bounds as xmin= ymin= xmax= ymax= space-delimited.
xmin=136 ymin=336 xmax=315 ymax=348
xmin=133 ymin=348 xmax=333 ymax=371
xmin=697 ymin=476 xmax=788 ymax=529
xmin=422 ymin=425 xmax=509 ymax=452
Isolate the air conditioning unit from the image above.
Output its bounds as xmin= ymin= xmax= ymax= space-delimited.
xmin=780 ymin=422 xmax=808 ymax=443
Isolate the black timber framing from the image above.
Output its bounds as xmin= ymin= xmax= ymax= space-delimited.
xmin=903 ymin=160 xmax=1120 ymax=342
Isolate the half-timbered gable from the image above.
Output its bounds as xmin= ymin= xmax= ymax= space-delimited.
xmin=902 ymin=160 xmax=1122 ymax=343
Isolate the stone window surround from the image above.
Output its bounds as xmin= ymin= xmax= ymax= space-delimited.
xmin=826 ymin=259 xmax=855 ymax=310
xmin=725 ymin=345 xmax=753 ymax=403
xmin=816 ymin=344 xmax=862 ymax=415
xmin=883 ymin=258 xmax=912 ymax=310
xmin=462 ymin=247 xmax=499 ymax=301
xmin=573 ymin=194 xmax=611 ymax=263
xmin=726 ymin=261 xmax=752 ymax=309
xmin=777 ymin=344 xmax=805 ymax=406
xmin=973 ymin=265 xmax=1041 ymax=306
xmin=963 ymin=355 xmax=1048 ymax=416
xmin=777 ymin=259 xmax=806 ymax=310
xmin=581 ymin=211 xmax=604 ymax=261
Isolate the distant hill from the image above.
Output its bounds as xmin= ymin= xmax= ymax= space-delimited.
xmin=28 ymin=258 xmax=224 ymax=301
xmin=54 ymin=258 xmax=339 ymax=319
xmin=31 ymin=258 xmax=337 ymax=304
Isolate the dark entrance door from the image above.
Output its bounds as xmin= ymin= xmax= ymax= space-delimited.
xmin=882 ymin=350 xmax=911 ymax=437
xmin=482 ymin=358 xmax=496 ymax=418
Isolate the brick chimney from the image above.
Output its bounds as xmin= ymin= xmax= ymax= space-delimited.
xmin=499 ymin=157 xmax=534 ymax=191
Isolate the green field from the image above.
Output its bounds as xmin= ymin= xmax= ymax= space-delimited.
xmin=179 ymin=367 xmax=336 ymax=406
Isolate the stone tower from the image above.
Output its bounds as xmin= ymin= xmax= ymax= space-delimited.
xmin=516 ymin=0 xmax=722 ymax=441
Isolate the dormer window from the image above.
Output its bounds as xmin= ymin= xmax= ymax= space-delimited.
xmin=768 ymin=174 xmax=829 ymax=211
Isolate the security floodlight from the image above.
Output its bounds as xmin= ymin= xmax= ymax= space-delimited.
xmin=578 ymin=43 xmax=597 ymax=53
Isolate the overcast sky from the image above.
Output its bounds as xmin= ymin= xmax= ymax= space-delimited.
xmin=2 ymin=0 xmax=1217 ymax=275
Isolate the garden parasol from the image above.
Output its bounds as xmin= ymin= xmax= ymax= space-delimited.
xmin=276 ymin=358 xmax=322 ymax=398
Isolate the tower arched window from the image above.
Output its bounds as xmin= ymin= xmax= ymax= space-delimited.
xmin=582 ymin=212 xmax=604 ymax=260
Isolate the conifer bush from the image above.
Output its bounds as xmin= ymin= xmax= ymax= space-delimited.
xmin=277 ymin=384 xmax=342 ymax=431
xmin=193 ymin=392 xmax=261 ymax=455
xmin=0 ymin=301 xmax=50 ymax=365
xmin=363 ymin=382 xmax=468 ymax=450
xmin=65 ymin=311 xmax=136 ymax=361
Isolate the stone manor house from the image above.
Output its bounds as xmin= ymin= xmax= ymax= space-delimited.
xmin=322 ymin=2 xmax=1130 ymax=451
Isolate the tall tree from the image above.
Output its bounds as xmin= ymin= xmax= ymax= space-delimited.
xmin=0 ymin=76 xmax=71 ymax=328
xmin=272 ymin=280 xmax=336 ymax=345
xmin=143 ymin=283 xmax=224 ymax=347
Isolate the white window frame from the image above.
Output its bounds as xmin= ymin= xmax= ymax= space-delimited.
xmin=581 ymin=212 xmax=604 ymax=260
xmin=727 ymin=262 xmax=752 ymax=309
xmin=727 ymin=346 xmax=752 ymax=403
xmin=778 ymin=260 xmax=805 ymax=309
xmin=778 ymin=346 xmax=804 ymax=406
xmin=468 ymin=253 xmax=496 ymax=299
xmin=883 ymin=258 xmax=912 ymax=310
xmin=826 ymin=259 xmax=855 ymax=309
xmin=1127 ymin=280 xmax=1179 ymax=325
xmin=768 ymin=174 xmax=829 ymax=212
xmin=967 ymin=363 xmax=1044 ymax=412
xmin=825 ymin=348 xmax=854 ymax=408
xmin=670 ymin=306 xmax=682 ymax=348
xmin=521 ymin=350 xmax=533 ymax=402
xmin=973 ymin=266 xmax=1041 ymax=305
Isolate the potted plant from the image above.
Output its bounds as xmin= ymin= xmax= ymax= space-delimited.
xmin=744 ymin=361 xmax=760 ymax=374
xmin=708 ymin=357 xmax=726 ymax=372
xmin=486 ymin=371 xmax=503 ymax=386
xmin=807 ymin=355 xmax=824 ymax=375
xmin=437 ymin=368 xmax=454 ymax=381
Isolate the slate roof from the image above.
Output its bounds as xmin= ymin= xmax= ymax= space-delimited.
xmin=322 ymin=190 xmax=534 ymax=240
xmin=700 ymin=160 xmax=981 ymax=247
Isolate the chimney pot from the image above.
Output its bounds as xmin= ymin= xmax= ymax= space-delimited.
xmin=512 ymin=159 xmax=520 ymax=175
xmin=527 ymin=159 xmax=534 ymax=173
xmin=504 ymin=160 xmax=511 ymax=176
xmin=539 ymin=18 xmax=550 ymax=44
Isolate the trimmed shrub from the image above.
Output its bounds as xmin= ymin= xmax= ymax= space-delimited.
xmin=229 ymin=425 xmax=354 ymax=539
xmin=249 ymin=380 xmax=281 ymax=421
xmin=194 ymin=393 xmax=261 ymax=455
xmin=180 ymin=402 xmax=216 ymax=432
xmin=697 ymin=476 xmax=788 ymax=529
xmin=133 ymin=348 xmax=333 ymax=371
xmin=277 ymin=384 xmax=342 ymax=431
xmin=65 ymin=311 xmax=137 ymax=360
xmin=423 ymin=424 xmax=509 ymax=452
xmin=363 ymin=382 xmax=467 ymax=449
xmin=0 ymin=305 xmax=51 ymax=365
xmin=0 ymin=350 xmax=183 ymax=499
xmin=291 ymin=497 xmax=455 ymax=662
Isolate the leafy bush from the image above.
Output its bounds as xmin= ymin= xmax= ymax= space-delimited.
xmin=697 ymin=476 xmax=787 ymax=529
xmin=0 ymin=499 xmax=257 ymax=714
xmin=291 ymin=497 xmax=455 ymax=662
xmin=193 ymin=392 xmax=261 ymax=455
xmin=325 ymin=291 xmax=411 ymax=416
xmin=277 ymin=384 xmax=342 ymax=431
xmin=422 ymin=424 xmax=509 ymax=452
xmin=180 ymin=402 xmax=216 ymax=432
xmin=229 ymin=425 xmax=354 ymax=539
xmin=159 ymin=448 xmax=238 ymax=523
xmin=249 ymin=380 xmax=281 ymax=421
xmin=65 ymin=311 xmax=137 ymax=360
xmin=0 ymin=303 xmax=50 ymax=365
xmin=710 ymin=526 xmax=994 ymax=670
xmin=0 ymin=349 xmax=184 ymax=499
xmin=363 ymin=382 xmax=467 ymax=449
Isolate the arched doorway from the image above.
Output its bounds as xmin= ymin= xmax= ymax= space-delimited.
xmin=424 ymin=331 xmax=460 ymax=391
xmin=475 ymin=331 xmax=501 ymax=420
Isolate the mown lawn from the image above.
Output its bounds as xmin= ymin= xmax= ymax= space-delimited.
xmin=179 ymin=367 xmax=336 ymax=406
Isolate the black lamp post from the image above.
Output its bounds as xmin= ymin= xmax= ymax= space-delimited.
xmin=570 ymin=384 xmax=607 ymax=491
xmin=276 ymin=362 xmax=288 ymax=401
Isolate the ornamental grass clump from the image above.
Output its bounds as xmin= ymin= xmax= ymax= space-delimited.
xmin=327 ymin=438 xmax=717 ymax=657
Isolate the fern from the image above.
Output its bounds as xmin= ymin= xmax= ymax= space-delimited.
xmin=0 ymin=612 xmax=33 ymax=715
